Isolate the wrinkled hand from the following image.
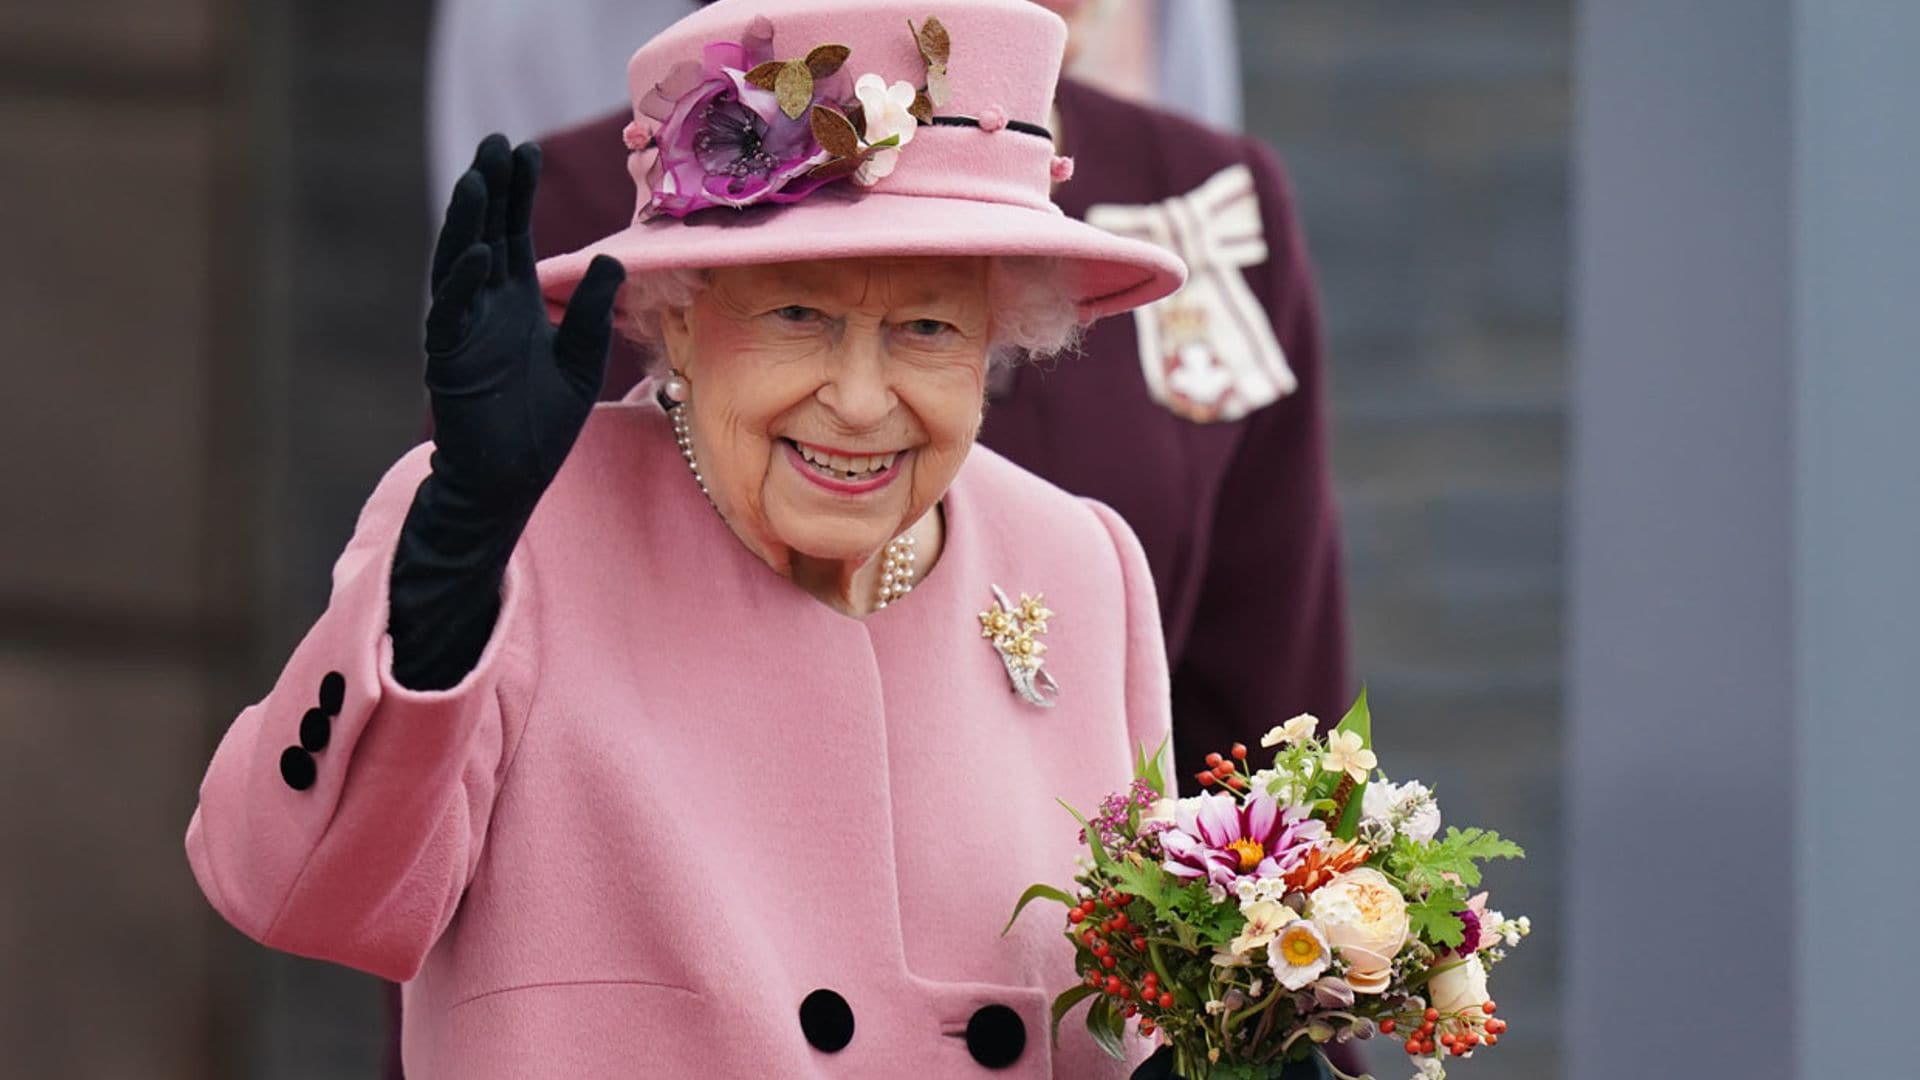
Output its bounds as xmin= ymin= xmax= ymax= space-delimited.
xmin=423 ymin=133 xmax=625 ymax=516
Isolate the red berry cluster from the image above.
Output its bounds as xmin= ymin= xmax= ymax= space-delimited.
xmin=1070 ymin=890 xmax=1178 ymax=1035
xmin=1193 ymin=743 xmax=1250 ymax=792
xmin=1383 ymin=1001 xmax=1508 ymax=1059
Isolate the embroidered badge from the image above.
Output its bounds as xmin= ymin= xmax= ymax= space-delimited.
xmin=1085 ymin=163 xmax=1297 ymax=423
xmin=979 ymin=586 xmax=1059 ymax=707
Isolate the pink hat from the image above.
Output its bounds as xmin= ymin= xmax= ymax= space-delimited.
xmin=536 ymin=0 xmax=1185 ymax=321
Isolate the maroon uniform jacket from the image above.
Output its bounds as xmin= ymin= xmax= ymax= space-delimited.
xmin=528 ymin=78 xmax=1349 ymax=757
xmin=384 ymin=77 xmax=1350 ymax=1080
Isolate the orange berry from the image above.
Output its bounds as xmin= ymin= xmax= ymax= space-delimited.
xmin=1482 ymin=1000 xmax=1498 ymax=1015
xmin=1206 ymin=752 xmax=1224 ymax=768
xmin=1424 ymin=1007 xmax=1440 ymax=1022
xmin=1379 ymin=1019 xmax=1396 ymax=1035
xmin=1484 ymin=1034 xmax=1499 ymax=1046
xmin=1231 ymin=742 xmax=1248 ymax=760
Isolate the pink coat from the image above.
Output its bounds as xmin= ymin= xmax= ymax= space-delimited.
xmin=187 ymin=390 xmax=1170 ymax=1078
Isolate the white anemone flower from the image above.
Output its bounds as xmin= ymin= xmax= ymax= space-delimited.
xmin=1268 ymin=918 xmax=1333 ymax=990
xmin=1322 ymin=729 xmax=1378 ymax=784
xmin=852 ymin=74 xmax=919 ymax=185
xmin=1261 ymin=713 xmax=1320 ymax=748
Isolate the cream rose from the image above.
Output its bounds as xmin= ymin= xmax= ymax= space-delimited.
xmin=1306 ymin=867 xmax=1409 ymax=995
xmin=1427 ymin=954 xmax=1490 ymax=1017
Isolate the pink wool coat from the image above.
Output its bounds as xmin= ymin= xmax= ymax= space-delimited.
xmin=188 ymin=389 xmax=1170 ymax=1078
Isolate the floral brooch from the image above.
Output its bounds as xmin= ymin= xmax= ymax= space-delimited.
xmin=979 ymin=586 xmax=1060 ymax=707
xmin=628 ymin=15 xmax=955 ymax=220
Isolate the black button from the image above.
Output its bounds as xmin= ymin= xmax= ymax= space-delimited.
xmin=798 ymin=988 xmax=854 ymax=1053
xmin=299 ymin=707 xmax=331 ymax=752
xmin=965 ymin=1004 xmax=1025 ymax=1069
xmin=317 ymin=671 xmax=346 ymax=715
xmin=279 ymin=746 xmax=317 ymax=791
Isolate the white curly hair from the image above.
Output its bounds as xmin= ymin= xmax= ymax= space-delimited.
xmin=615 ymin=256 xmax=1085 ymax=372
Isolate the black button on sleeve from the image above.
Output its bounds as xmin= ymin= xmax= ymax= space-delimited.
xmin=317 ymin=671 xmax=346 ymax=715
xmin=279 ymin=746 xmax=317 ymax=791
xmin=965 ymin=1004 xmax=1026 ymax=1069
xmin=798 ymin=988 xmax=854 ymax=1053
xmin=298 ymin=707 xmax=332 ymax=752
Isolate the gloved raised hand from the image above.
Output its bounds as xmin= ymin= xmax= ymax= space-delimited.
xmin=390 ymin=134 xmax=625 ymax=691
xmin=422 ymin=133 xmax=625 ymax=516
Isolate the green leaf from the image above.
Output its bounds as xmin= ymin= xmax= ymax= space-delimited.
xmin=1331 ymin=688 xmax=1373 ymax=839
xmin=1002 ymin=882 xmax=1074 ymax=936
xmin=1106 ymin=854 xmax=1171 ymax=910
xmin=1049 ymin=984 xmax=1098 ymax=1048
xmin=1406 ymin=884 xmax=1470 ymax=947
xmin=1058 ymin=799 xmax=1110 ymax=866
xmin=1334 ymin=687 xmax=1373 ymax=747
xmin=1084 ymin=994 xmax=1126 ymax=1059
xmin=1137 ymin=734 xmax=1169 ymax=796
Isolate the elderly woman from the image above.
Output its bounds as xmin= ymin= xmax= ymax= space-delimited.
xmin=188 ymin=0 xmax=1190 ymax=1076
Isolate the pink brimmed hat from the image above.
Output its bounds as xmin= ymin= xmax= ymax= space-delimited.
xmin=536 ymin=0 xmax=1186 ymax=320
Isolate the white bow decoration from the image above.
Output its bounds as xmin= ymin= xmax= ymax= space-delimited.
xmin=1087 ymin=163 xmax=1296 ymax=422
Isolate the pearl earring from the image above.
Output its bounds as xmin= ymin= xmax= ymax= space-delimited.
xmin=663 ymin=373 xmax=690 ymax=403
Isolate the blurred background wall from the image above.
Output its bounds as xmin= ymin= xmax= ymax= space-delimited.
xmin=4 ymin=1 xmax=1568 ymax=1076
xmin=1235 ymin=4 xmax=1569 ymax=1077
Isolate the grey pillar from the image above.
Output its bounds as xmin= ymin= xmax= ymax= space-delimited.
xmin=1570 ymin=2 xmax=1919 ymax=1077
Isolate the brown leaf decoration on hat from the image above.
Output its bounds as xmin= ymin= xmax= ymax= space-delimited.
xmin=806 ymin=155 xmax=868 ymax=182
xmin=775 ymin=59 xmax=815 ymax=119
xmin=744 ymin=60 xmax=783 ymax=92
xmin=844 ymin=103 xmax=867 ymax=137
xmin=912 ymin=17 xmax=952 ymax=106
xmin=916 ymin=17 xmax=952 ymax=64
xmin=908 ymin=88 xmax=934 ymax=125
xmin=809 ymin=105 xmax=863 ymax=159
xmin=806 ymin=44 xmax=851 ymax=79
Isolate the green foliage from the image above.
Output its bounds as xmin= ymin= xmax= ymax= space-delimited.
xmin=1406 ymin=882 xmax=1471 ymax=948
xmin=1387 ymin=826 xmax=1526 ymax=893
xmin=1166 ymin=880 xmax=1247 ymax=950
xmin=1107 ymin=854 xmax=1173 ymax=911
xmin=1084 ymin=994 xmax=1127 ymax=1059
xmin=1135 ymin=735 xmax=1170 ymax=797
xmin=1058 ymin=798 xmax=1110 ymax=867
xmin=1049 ymin=984 xmax=1098 ymax=1048
xmin=1331 ymin=689 xmax=1373 ymax=838
xmin=1002 ymin=882 xmax=1074 ymax=937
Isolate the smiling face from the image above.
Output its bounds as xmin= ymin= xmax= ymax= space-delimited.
xmin=659 ymin=256 xmax=992 ymax=578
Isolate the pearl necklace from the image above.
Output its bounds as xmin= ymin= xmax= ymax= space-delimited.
xmin=670 ymin=400 xmax=918 ymax=609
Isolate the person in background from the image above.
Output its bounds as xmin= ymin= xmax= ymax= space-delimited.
xmin=428 ymin=0 xmax=1243 ymax=200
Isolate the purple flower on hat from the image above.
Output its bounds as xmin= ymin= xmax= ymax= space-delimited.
xmin=637 ymin=18 xmax=843 ymax=220
xmin=1160 ymin=790 xmax=1326 ymax=888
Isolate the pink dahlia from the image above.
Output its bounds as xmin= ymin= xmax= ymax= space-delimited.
xmin=1160 ymin=791 xmax=1327 ymax=889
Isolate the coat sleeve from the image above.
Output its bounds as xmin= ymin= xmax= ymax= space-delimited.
xmin=1169 ymin=137 xmax=1353 ymax=742
xmin=185 ymin=444 xmax=539 ymax=982
xmin=1085 ymin=499 xmax=1174 ymax=790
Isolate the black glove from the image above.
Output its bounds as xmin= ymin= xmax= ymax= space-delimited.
xmin=388 ymin=134 xmax=625 ymax=690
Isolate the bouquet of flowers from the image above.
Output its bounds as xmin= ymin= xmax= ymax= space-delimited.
xmin=1007 ymin=693 xmax=1530 ymax=1079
